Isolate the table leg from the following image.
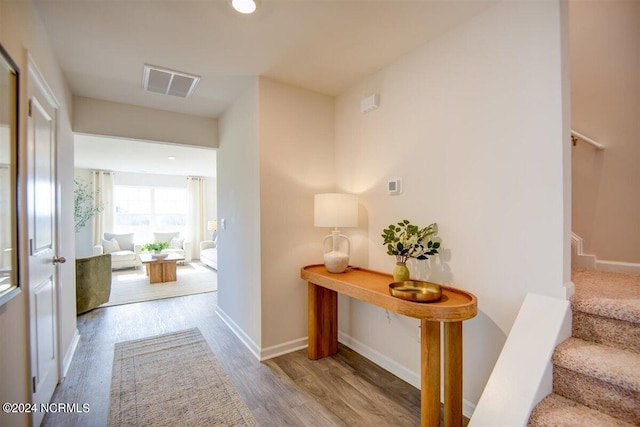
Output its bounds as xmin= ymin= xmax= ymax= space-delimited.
xmin=308 ymin=282 xmax=338 ymax=360
xmin=421 ymin=320 xmax=441 ymax=427
xmin=444 ymin=322 xmax=463 ymax=427
xmin=164 ymin=260 xmax=178 ymax=282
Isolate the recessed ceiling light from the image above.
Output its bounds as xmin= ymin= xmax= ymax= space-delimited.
xmin=168 ymin=156 xmax=176 ymax=160
xmin=231 ymin=0 xmax=260 ymax=14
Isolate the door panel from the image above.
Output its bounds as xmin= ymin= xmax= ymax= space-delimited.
xmin=27 ymin=59 xmax=59 ymax=427
xmin=30 ymin=97 xmax=54 ymax=256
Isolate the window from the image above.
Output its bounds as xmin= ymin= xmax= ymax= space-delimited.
xmin=114 ymin=185 xmax=187 ymax=243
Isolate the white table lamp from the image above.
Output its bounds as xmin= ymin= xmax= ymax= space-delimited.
xmin=207 ymin=220 xmax=218 ymax=241
xmin=314 ymin=193 xmax=358 ymax=273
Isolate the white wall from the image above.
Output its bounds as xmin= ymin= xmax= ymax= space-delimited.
xmin=73 ymin=96 xmax=219 ymax=148
xmin=334 ymin=0 xmax=570 ymax=411
xmin=258 ymin=77 xmax=334 ymax=351
xmin=0 ymin=1 xmax=76 ymax=426
xmin=216 ymin=80 xmax=263 ymax=352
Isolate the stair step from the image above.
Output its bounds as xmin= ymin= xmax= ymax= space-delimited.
xmin=528 ymin=393 xmax=634 ymax=427
xmin=573 ymin=311 xmax=640 ymax=353
xmin=571 ymin=268 xmax=640 ymax=324
xmin=553 ymin=338 xmax=640 ymax=424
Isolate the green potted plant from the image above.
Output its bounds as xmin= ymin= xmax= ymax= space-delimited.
xmin=382 ymin=220 xmax=440 ymax=281
xmin=142 ymin=241 xmax=169 ymax=254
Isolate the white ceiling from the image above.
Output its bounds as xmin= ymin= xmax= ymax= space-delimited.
xmin=74 ymin=134 xmax=217 ymax=177
xmin=34 ymin=0 xmax=496 ymax=118
xmin=40 ymin=0 xmax=495 ymax=177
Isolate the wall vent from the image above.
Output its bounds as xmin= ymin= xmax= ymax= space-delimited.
xmin=142 ymin=64 xmax=200 ymax=98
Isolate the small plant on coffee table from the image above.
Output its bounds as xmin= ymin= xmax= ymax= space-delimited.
xmin=142 ymin=241 xmax=169 ymax=253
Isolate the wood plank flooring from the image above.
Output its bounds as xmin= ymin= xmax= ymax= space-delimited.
xmin=42 ymin=292 xmax=465 ymax=426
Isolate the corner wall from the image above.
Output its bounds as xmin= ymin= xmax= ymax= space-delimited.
xmin=216 ymin=79 xmax=263 ymax=353
xmin=334 ymin=0 xmax=569 ymax=410
xmin=258 ymin=77 xmax=334 ymax=354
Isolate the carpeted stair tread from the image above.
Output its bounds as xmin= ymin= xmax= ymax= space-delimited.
xmin=573 ymin=311 xmax=640 ymax=353
xmin=528 ymin=393 xmax=635 ymax=427
xmin=571 ymin=268 xmax=640 ymax=324
xmin=553 ymin=338 xmax=640 ymax=393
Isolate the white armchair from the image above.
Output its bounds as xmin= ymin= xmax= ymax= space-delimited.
xmin=199 ymin=240 xmax=217 ymax=270
xmin=93 ymin=232 xmax=142 ymax=270
xmin=152 ymin=232 xmax=192 ymax=262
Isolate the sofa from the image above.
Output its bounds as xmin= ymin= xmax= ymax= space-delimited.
xmin=152 ymin=232 xmax=192 ymax=262
xmin=93 ymin=232 xmax=142 ymax=270
xmin=200 ymin=240 xmax=217 ymax=270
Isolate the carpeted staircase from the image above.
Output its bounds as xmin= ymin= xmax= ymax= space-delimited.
xmin=529 ymin=268 xmax=640 ymax=426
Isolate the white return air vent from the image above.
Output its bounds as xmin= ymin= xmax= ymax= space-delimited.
xmin=142 ymin=64 xmax=200 ymax=98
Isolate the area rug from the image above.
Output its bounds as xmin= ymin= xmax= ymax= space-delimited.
xmin=109 ymin=328 xmax=258 ymax=427
xmin=101 ymin=262 xmax=217 ymax=308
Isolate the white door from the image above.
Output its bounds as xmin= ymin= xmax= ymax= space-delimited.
xmin=27 ymin=57 xmax=62 ymax=427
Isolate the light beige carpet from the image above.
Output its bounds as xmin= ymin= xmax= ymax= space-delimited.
xmin=101 ymin=262 xmax=217 ymax=308
xmin=109 ymin=328 xmax=258 ymax=427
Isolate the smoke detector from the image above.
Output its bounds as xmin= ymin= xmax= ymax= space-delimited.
xmin=142 ymin=64 xmax=200 ymax=98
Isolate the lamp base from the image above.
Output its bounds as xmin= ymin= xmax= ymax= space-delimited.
xmin=324 ymin=250 xmax=349 ymax=273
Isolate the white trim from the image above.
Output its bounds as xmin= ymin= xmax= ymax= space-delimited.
xmin=564 ymin=281 xmax=575 ymax=299
xmin=595 ymin=260 xmax=640 ymax=274
xmin=61 ymin=330 xmax=80 ymax=378
xmin=339 ymin=331 xmax=477 ymax=419
xmin=571 ymin=232 xmax=596 ymax=268
xmin=571 ymin=129 xmax=604 ymax=150
xmin=215 ymin=306 xmax=261 ymax=360
xmin=26 ymin=52 xmax=60 ymax=108
xmin=571 ymin=232 xmax=640 ymax=273
xmin=469 ymin=294 xmax=571 ymax=427
xmin=260 ymin=337 xmax=308 ymax=361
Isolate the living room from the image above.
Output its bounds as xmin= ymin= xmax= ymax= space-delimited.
xmin=74 ymin=133 xmax=219 ymax=308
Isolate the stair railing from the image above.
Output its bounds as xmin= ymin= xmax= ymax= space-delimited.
xmin=571 ymin=129 xmax=605 ymax=150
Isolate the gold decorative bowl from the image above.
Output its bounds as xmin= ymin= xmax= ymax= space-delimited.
xmin=389 ymin=281 xmax=442 ymax=303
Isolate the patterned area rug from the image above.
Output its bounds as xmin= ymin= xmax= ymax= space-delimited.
xmin=102 ymin=262 xmax=217 ymax=307
xmin=109 ymin=328 xmax=257 ymax=427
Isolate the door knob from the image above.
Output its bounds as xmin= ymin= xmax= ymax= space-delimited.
xmin=53 ymin=256 xmax=67 ymax=264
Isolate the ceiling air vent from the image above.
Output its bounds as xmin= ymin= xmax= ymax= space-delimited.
xmin=142 ymin=64 xmax=200 ymax=98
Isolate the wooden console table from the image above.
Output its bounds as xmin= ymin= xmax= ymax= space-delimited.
xmin=301 ymin=264 xmax=477 ymax=427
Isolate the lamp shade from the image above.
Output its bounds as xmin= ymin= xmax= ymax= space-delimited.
xmin=207 ymin=220 xmax=217 ymax=231
xmin=314 ymin=193 xmax=358 ymax=228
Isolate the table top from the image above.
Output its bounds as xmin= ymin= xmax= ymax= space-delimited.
xmin=301 ymin=264 xmax=477 ymax=322
xmin=139 ymin=253 xmax=185 ymax=263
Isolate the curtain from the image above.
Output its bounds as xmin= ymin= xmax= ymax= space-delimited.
xmin=186 ymin=176 xmax=206 ymax=259
xmin=92 ymin=170 xmax=114 ymax=246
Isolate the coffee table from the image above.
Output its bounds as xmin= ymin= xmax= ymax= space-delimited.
xmin=139 ymin=253 xmax=185 ymax=284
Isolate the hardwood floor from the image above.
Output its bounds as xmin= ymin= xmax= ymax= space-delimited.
xmin=43 ymin=292 xmax=462 ymax=426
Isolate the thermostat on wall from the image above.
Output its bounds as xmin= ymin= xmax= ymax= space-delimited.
xmin=388 ymin=179 xmax=402 ymax=195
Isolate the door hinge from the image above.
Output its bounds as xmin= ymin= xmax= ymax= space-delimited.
xmin=28 ymin=99 xmax=32 ymax=117
xmin=32 ymin=376 xmax=36 ymax=394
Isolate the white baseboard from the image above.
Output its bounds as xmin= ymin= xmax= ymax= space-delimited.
xmin=595 ymin=259 xmax=640 ymax=274
xmin=260 ymin=337 xmax=308 ymax=361
xmin=571 ymin=233 xmax=596 ymax=268
xmin=215 ymin=306 xmax=261 ymax=360
xmin=215 ymin=307 xmax=309 ymax=361
xmin=61 ymin=329 xmax=80 ymax=378
xmin=338 ymin=332 xmax=477 ymax=419
xmin=571 ymin=233 xmax=640 ymax=274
